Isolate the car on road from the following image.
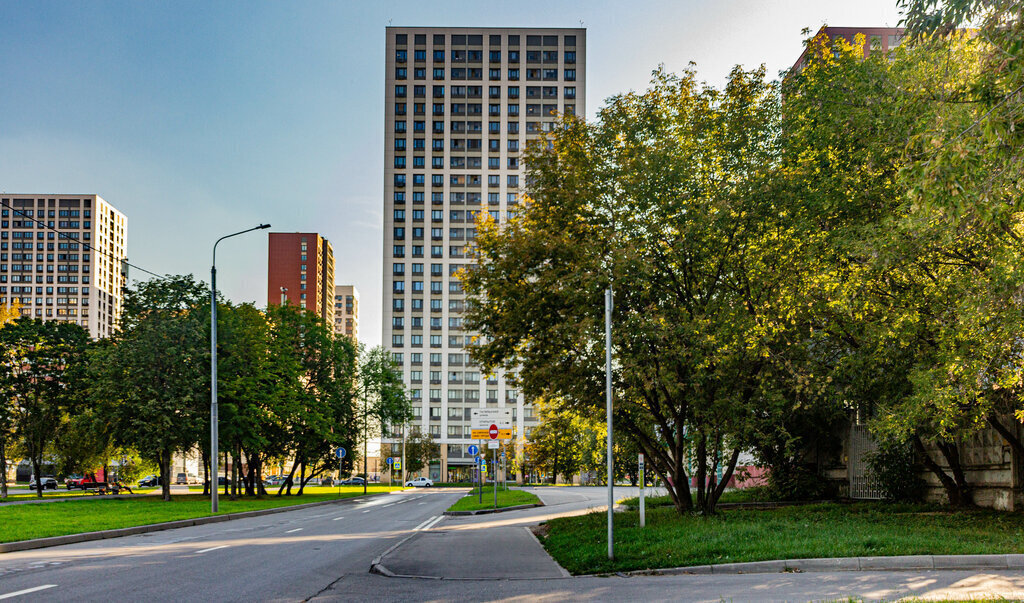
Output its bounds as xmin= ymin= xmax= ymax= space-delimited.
xmin=175 ymin=472 xmax=200 ymax=485
xmin=339 ymin=477 xmax=365 ymax=486
xmin=64 ymin=474 xmax=85 ymax=489
xmin=137 ymin=475 xmax=161 ymax=487
xmin=29 ymin=476 xmax=58 ymax=490
xmin=405 ymin=477 xmax=433 ymax=488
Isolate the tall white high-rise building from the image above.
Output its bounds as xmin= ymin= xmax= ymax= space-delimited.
xmin=0 ymin=194 xmax=127 ymax=339
xmin=382 ymin=27 xmax=586 ymax=481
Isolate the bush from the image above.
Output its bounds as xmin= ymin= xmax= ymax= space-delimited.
xmin=865 ymin=438 xmax=926 ymax=502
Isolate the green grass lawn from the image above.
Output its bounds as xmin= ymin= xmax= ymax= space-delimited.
xmin=540 ymin=502 xmax=1024 ymax=575
xmin=618 ymin=487 xmax=774 ymax=510
xmin=447 ymin=485 xmax=541 ymax=512
xmin=0 ymin=486 xmax=403 ymax=544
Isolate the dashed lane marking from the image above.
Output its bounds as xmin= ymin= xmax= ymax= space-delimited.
xmin=286 ymin=528 xmax=303 ymax=533
xmin=195 ymin=545 xmax=229 ymax=554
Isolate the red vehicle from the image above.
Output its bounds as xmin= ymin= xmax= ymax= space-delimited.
xmin=65 ymin=473 xmax=99 ymax=490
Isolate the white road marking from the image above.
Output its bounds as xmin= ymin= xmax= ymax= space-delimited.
xmin=0 ymin=585 xmax=58 ymax=600
xmin=421 ymin=515 xmax=445 ymax=531
xmin=412 ymin=516 xmax=437 ymax=531
xmin=332 ymin=516 xmax=345 ymax=521
xmin=195 ymin=545 xmax=229 ymax=554
xmin=362 ymin=509 xmax=372 ymax=513
xmin=286 ymin=528 xmax=303 ymax=533
xmin=380 ymin=503 xmax=394 ymax=508
xmin=418 ymin=502 xmax=426 ymax=505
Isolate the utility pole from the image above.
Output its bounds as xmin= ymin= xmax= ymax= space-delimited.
xmin=605 ymin=286 xmax=614 ymax=561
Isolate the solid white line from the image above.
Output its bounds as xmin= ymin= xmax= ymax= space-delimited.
xmin=286 ymin=528 xmax=303 ymax=533
xmin=332 ymin=516 xmax=345 ymax=521
xmin=362 ymin=509 xmax=372 ymax=513
xmin=0 ymin=585 xmax=58 ymax=600
xmin=412 ymin=516 xmax=436 ymax=531
xmin=195 ymin=545 xmax=229 ymax=554
xmin=381 ymin=503 xmax=394 ymax=508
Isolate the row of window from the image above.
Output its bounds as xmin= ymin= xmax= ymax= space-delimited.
xmin=0 ymin=209 xmax=91 ymax=218
xmin=395 ymin=174 xmax=520 ymax=187
xmin=394 ymin=33 xmax=577 ymax=48
xmin=395 ymin=85 xmax=576 ymax=100
xmin=392 ymin=334 xmax=473 ymax=347
xmin=409 ymin=391 xmax=521 ymax=405
xmin=2 ymin=286 xmax=88 ymax=294
xmin=393 ymin=192 xmax=520 ymax=205
xmin=393 ymin=209 xmax=510 ymax=222
xmin=396 ymin=121 xmax=557 ymax=137
xmin=0 ymin=275 xmax=89 ymax=284
xmin=390 ymin=245 xmax=468 ymax=260
xmin=394 ymin=69 xmax=574 ymax=93
xmin=394 ymin=49 xmax=575 ymax=72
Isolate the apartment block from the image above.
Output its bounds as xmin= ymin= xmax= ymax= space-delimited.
xmin=792 ymin=26 xmax=905 ymax=72
xmin=382 ymin=27 xmax=585 ymax=481
xmin=0 ymin=194 xmax=127 ymax=339
xmin=267 ymin=232 xmax=335 ymax=324
xmin=333 ymin=285 xmax=359 ymax=341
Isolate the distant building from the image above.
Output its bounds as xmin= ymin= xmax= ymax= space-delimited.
xmin=333 ymin=285 xmax=359 ymax=341
xmin=267 ymin=232 xmax=335 ymax=324
xmin=791 ymin=26 xmax=905 ymax=73
xmin=0 ymin=194 xmax=127 ymax=339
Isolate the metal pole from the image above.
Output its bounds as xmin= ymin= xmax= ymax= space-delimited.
xmin=605 ymin=286 xmax=614 ymax=560
xmin=639 ymin=453 xmax=646 ymax=528
xmin=401 ymin=423 xmax=406 ymax=485
xmin=210 ymin=264 xmax=218 ymax=513
xmin=363 ymin=388 xmax=368 ymax=495
xmin=493 ymin=446 xmax=497 ymax=509
xmin=210 ymin=223 xmax=270 ymax=515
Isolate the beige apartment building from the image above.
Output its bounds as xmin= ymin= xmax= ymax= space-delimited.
xmin=382 ymin=27 xmax=585 ymax=481
xmin=0 ymin=194 xmax=127 ymax=339
xmin=333 ymin=285 xmax=359 ymax=341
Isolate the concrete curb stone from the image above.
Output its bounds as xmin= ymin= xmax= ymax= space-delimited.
xmin=626 ymin=554 xmax=1024 ymax=576
xmin=443 ymin=503 xmax=543 ymax=516
xmin=0 ymin=492 xmax=389 ymax=554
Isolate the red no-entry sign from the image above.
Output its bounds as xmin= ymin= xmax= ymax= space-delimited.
xmin=489 ymin=424 xmax=499 ymax=439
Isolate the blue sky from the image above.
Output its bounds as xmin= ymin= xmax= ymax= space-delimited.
xmin=0 ymin=0 xmax=904 ymax=346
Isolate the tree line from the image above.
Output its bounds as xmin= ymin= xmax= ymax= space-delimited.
xmin=461 ymin=0 xmax=1024 ymax=513
xmin=0 ymin=274 xmax=409 ymax=500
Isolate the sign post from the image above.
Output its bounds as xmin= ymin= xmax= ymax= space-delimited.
xmin=638 ymin=453 xmax=645 ymax=528
xmin=468 ymin=444 xmax=479 ymax=499
xmin=471 ymin=409 xmax=512 ymax=509
xmin=336 ymin=448 xmax=346 ymax=498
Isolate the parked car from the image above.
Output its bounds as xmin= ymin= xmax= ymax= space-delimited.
xmin=64 ymin=474 xmax=85 ymax=490
xmin=29 ymin=476 xmax=58 ymax=490
xmin=137 ymin=475 xmax=161 ymax=487
xmin=304 ymin=477 xmax=321 ymax=486
xmin=339 ymin=477 xmax=365 ymax=486
xmin=405 ymin=477 xmax=433 ymax=488
xmin=175 ymin=472 xmax=200 ymax=485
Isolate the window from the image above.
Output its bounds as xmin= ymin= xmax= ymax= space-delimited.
xmin=565 ymin=69 xmax=576 ymax=81
xmin=433 ymin=68 xmax=445 ymax=79
xmin=433 ymin=49 xmax=445 ymax=61
xmin=508 ymin=175 xmax=519 ymax=186
xmin=392 ymin=335 xmax=404 ymax=346
xmin=508 ymin=104 xmax=519 ymax=116
xmin=565 ymin=87 xmax=576 ymax=99
xmin=395 ymin=85 xmax=407 ymax=97
xmin=414 ymin=49 xmax=426 ymax=61
xmin=395 ymin=121 xmax=406 ymax=133
xmin=393 ymin=245 xmax=405 ymax=257
xmin=489 ymin=50 xmax=500 ymax=62
xmin=414 ymin=85 xmax=426 ymax=97
xmin=508 ymin=68 xmax=519 ymax=80
xmin=396 ymin=67 xmax=407 ymax=79
xmin=393 ymin=298 xmax=405 ymax=310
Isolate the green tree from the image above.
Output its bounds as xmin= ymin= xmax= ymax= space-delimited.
xmin=91 ymin=275 xmax=209 ymax=501
xmin=0 ymin=319 xmax=89 ymax=497
xmin=356 ymin=345 xmax=410 ymax=493
xmin=463 ymin=65 xmax=829 ymax=514
xmin=403 ymin=429 xmax=439 ymax=476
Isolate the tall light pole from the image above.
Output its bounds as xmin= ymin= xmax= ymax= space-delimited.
xmin=605 ymin=285 xmax=614 ymax=561
xmin=211 ymin=223 xmax=270 ymax=513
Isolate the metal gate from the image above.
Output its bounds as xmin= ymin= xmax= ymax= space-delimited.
xmin=849 ymin=423 xmax=883 ymax=499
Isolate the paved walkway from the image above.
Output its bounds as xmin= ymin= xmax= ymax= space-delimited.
xmin=368 ymin=486 xmax=1024 ymax=601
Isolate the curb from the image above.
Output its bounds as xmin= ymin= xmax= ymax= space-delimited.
xmin=0 ymin=492 xmax=390 ymax=554
xmin=620 ymin=554 xmax=1024 ymax=576
xmin=443 ymin=503 xmax=543 ymax=516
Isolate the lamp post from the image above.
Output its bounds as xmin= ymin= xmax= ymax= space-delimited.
xmin=211 ymin=223 xmax=270 ymax=513
xmin=605 ymin=285 xmax=614 ymax=561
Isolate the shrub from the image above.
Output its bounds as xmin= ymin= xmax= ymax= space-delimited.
xmin=865 ymin=438 xmax=926 ymax=502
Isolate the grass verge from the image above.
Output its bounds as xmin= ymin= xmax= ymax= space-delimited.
xmin=0 ymin=485 xmax=403 ymax=544
xmin=539 ymin=502 xmax=1024 ymax=575
xmin=618 ymin=487 xmax=775 ymax=510
xmin=447 ymin=485 xmax=540 ymax=512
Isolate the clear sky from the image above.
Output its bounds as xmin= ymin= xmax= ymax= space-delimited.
xmin=0 ymin=0 xmax=904 ymax=346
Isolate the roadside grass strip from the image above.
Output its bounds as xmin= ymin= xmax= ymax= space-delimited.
xmin=539 ymin=502 xmax=1024 ymax=575
xmin=0 ymin=486 xmax=403 ymax=544
xmin=446 ymin=485 xmax=540 ymax=513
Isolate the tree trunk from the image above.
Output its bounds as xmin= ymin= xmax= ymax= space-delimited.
xmin=297 ymin=462 xmax=306 ymax=496
xmin=702 ymin=448 xmax=740 ymax=515
xmin=913 ymin=436 xmax=970 ymax=507
xmin=161 ymin=449 xmax=172 ymax=501
xmin=279 ymin=458 xmax=300 ymax=497
xmin=31 ymin=454 xmax=42 ymax=499
xmin=201 ymin=448 xmax=210 ymax=497
xmin=0 ymin=439 xmax=7 ymax=500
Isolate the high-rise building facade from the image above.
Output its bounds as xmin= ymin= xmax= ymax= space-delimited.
xmin=0 ymin=194 xmax=127 ymax=339
xmin=791 ymin=26 xmax=905 ymax=72
xmin=267 ymin=232 xmax=335 ymax=324
xmin=383 ymin=27 xmax=586 ymax=481
xmin=333 ymin=284 xmax=359 ymax=341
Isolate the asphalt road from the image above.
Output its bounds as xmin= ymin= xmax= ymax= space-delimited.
xmin=2 ymin=485 xmax=1024 ymax=602
xmin=0 ymin=488 xmax=462 ymax=601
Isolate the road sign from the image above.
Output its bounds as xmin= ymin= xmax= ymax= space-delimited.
xmin=471 ymin=408 xmax=512 ymax=439
xmin=488 ymin=424 xmax=499 ymax=439
xmin=467 ymin=444 xmax=479 ymax=455
xmin=386 ymin=456 xmax=394 ymax=465
xmin=335 ymin=447 xmax=347 ymax=459
xmin=393 ymin=460 xmax=402 ymax=471
xmin=500 ymin=451 xmax=505 ymax=458
xmin=487 ymin=441 xmax=499 ymax=449
xmin=480 ymin=460 xmax=487 ymax=470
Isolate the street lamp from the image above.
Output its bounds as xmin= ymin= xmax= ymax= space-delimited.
xmin=211 ymin=223 xmax=270 ymax=513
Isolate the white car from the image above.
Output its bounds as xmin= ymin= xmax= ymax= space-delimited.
xmin=405 ymin=477 xmax=434 ymax=488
